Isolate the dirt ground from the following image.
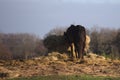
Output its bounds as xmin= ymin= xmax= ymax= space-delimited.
xmin=0 ymin=52 xmax=120 ymax=79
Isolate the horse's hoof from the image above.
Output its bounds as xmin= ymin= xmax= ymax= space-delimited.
xmin=78 ymin=59 xmax=85 ymax=64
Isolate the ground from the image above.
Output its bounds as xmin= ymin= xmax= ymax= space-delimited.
xmin=0 ymin=52 xmax=120 ymax=79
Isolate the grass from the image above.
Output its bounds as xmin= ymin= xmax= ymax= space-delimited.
xmin=8 ymin=75 xmax=120 ymax=80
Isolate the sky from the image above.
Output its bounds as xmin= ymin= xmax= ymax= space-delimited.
xmin=0 ymin=0 xmax=120 ymax=38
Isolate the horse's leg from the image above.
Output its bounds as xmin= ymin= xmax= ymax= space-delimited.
xmin=71 ymin=43 xmax=76 ymax=60
xmin=76 ymin=43 xmax=83 ymax=60
xmin=74 ymin=43 xmax=78 ymax=58
xmin=82 ymin=41 xmax=86 ymax=59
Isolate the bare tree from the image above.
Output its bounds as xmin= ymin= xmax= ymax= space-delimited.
xmin=0 ymin=42 xmax=12 ymax=60
xmin=89 ymin=26 xmax=119 ymax=59
xmin=0 ymin=33 xmax=43 ymax=59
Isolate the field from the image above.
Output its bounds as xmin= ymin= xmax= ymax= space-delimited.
xmin=0 ymin=52 xmax=120 ymax=80
xmin=8 ymin=75 xmax=120 ymax=80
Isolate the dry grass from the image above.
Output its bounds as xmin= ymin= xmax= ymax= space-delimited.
xmin=0 ymin=52 xmax=120 ymax=79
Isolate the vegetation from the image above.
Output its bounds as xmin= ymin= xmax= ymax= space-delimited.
xmin=0 ymin=26 xmax=120 ymax=80
xmin=0 ymin=26 xmax=120 ymax=60
xmin=8 ymin=75 xmax=120 ymax=80
xmin=0 ymin=33 xmax=47 ymax=60
xmin=90 ymin=27 xmax=120 ymax=59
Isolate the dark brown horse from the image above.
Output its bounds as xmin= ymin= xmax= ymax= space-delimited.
xmin=64 ymin=25 xmax=86 ymax=60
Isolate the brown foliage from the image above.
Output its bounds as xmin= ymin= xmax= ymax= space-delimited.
xmin=89 ymin=27 xmax=120 ymax=59
xmin=0 ymin=33 xmax=46 ymax=60
xmin=0 ymin=43 xmax=12 ymax=60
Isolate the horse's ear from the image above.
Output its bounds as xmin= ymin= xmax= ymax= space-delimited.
xmin=71 ymin=24 xmax=74 ymax=27
xmin=76 ymin=25 xmax=79 ymax=27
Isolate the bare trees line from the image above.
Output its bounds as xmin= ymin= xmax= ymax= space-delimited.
xmin=0 ymin=27 xmax=120 ymax=60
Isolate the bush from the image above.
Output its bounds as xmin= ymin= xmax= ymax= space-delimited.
xmin=0 ymin=33 xmax=46 ymax=60
xmin=89 ymin=27 xmax=120 ymax=59
xmin=44 ymin=35 xmax=69 ymax=53
xmin=0 ymin=43 xmax=12 ymax=60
